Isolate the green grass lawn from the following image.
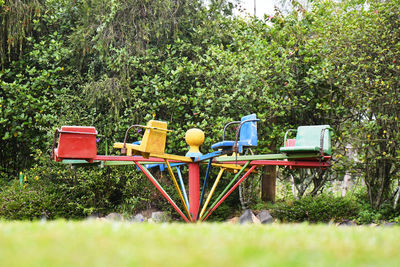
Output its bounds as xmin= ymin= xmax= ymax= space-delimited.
xmin=0 ymin=221 xmax=399 ymax=267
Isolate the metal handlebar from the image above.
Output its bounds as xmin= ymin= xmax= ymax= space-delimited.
xmin=222 ymin=121 xmax=240 ymax=141
xmin=283 ymin=129 xmax=297 ymax=147
xmin=51 ymin=129 xmax=60 ymax=160
xmin=319 ymin=127 xmax=333 ymax=157
xmin=121 ymin=125 xmax=145 ymax=154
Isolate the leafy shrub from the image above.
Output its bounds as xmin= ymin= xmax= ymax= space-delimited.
xmin=0 ymin=180 xmax=77 ymax=220
xmin=0 ymin=151 xmax=167 ymax=220
xmin=210 ymin=203 xmax=234 ymax=222
xmin=353 ymin=188 xmax=400 ymax=224
xmin=356 ymin=210 xmax=381 ymax=225
xmin=270 ymin=194 xmax=360 ymax=223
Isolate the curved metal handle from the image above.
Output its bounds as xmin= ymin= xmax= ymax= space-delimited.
xmin=222 ymin=121 xmax=240 ymax=141
xmin=319 ymin=127 xmax=333 ymax=157
xmin=51 ymin=129 xmax=60 ymax=160
xmin=283 ymin=129 xmax=297 ymax=147
xmin=121 ymin=125 xmax=144 ymax=154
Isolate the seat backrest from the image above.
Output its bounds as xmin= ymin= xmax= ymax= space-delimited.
xmin=139 ymin=120 xmax=168 ymax=154
xmin=286 ymin=139 xmax=296 ymax=147
xmin=296 ymin=125 xmax=332 ymax=155
xmin=239 ymin=114 xmax=258 ymax=146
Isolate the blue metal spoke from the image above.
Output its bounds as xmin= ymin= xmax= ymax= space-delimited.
xmin=197 ymin=158 xmax=212 ymax=220
xmin=176 ymin=166 xmax=189 ymax=210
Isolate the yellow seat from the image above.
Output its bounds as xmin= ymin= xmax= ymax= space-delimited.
xmin=114 ymin=120 xmax=169 ymax=158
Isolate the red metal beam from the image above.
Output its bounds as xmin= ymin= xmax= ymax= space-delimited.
xmin=221 ymin=160 xmax=330 ymax=167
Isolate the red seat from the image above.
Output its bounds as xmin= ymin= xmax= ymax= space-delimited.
xmin=53 ymin=126 xmax=97 ymax=162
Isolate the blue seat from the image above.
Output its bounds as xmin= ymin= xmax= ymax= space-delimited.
xmin=211 ymin=114 xmax=259 ymax=153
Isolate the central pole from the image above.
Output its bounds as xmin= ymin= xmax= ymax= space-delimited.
xmin=188 ymin=162 xmax=200 ymax=221
xmin=185 ymin=128 xmax=204 ymax=222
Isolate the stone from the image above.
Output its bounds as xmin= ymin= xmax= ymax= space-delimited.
xmin=141 ymin=208 xmax=157 ymax=219
xmin=151 ymin=211 xmax=171 ymax=223
xmin=131 ymin=213 xmax=146 ymax=223
xmin=105 ymin=212 xmax=125 ymax=221
xmin=257 ymin=210 xmax=274 ymax=224
xmin=338 ymin=220 xmax=357 ymax=226
xmin=86 ymin=213 xmax=102 ymax=221
xmin=239 ymin=209 xmax=253 ymax=224
xmin=40 ymin=216 xmax=47 ymax=224
xmin=251 ymin=213 xmax=261 ymax=224
xmin=239 ymin=209 xmax=260 ymax=224
xmin=382 ymin=222 xmax=398 ymax=227
xmin=226 ymin=216 xmax=239 ymax=224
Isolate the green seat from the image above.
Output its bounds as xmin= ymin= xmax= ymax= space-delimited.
xmin=280 ymin=125 xmax=333 ymax=156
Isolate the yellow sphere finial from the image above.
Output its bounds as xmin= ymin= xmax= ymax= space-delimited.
xmin=185 ymin=128 xmax=205 ymax=157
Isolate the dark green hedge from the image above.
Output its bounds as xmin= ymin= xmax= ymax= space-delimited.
xmin=270 ymin=195 xmax=360 ymax=223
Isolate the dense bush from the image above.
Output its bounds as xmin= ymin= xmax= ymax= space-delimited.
xmin=270 ymin=194 xmax=360 ymax=223
xmin=353 ymin=189 xmax=400 ymax=224
xmin=0 ymin=152 xmax=170 ymax=219
xmin=0 ymin=180 xmax=75 ymax=220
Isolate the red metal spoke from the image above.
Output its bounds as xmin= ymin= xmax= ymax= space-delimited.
xmin=135 ymin=162 xmax=190 ymax=223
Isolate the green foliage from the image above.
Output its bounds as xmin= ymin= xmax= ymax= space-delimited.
xmin=209 ymin=203 xmax=235 ymax=222
xmin=69 ymin=0 xmax=208 ymax=58
xmin=0 ymin=173 xmax=88 ymax=220
xmin=0 ymin=30 xmax=77 ymax=176
xmin=0 ymin=0 xmax=43 ymax=67
xmin=0 ymin=150 xmax=164 ymax=220
xmin=311 ymin=0 xmax=400 ymax=208
xmin=270 ymin=194 xmax=360 ymax=223
xmin=353 ymin=188 xmax=400 ymax=224
xmin=355 ymin=203 xmax=400 ymax=225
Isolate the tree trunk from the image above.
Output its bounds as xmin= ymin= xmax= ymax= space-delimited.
xmin=342 ymin=173 xmax=351 ymax=197
xmin=342 ymin=143 xmax=353 ymax=197
xmin=261 ymin=165 xmax=276 ymax=202
xmin=290 ymin=173 xmax=297 ymax=199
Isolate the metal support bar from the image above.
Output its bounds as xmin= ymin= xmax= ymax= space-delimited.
xmin=201 ymin=161 xmax=250 ymax=220
xmin=135 ymin=162 xmax=190 ymax=223
xmin=199 ymin=168 xmax=225 ymax=219
xmin=215 ymin=160 xmax=330 ymax=168
xmin=215 ymin=153 xmax=321 ymax=162
xmin=165 ymin=160 xmax=192 ymax=220
xmin=188 ymin=163 xmax=200 ymax=221
xmin=193 ymin=150 xmax=227 ymax=162
xmin=176 ymin=166 xmax=189 ymax=209
xmin=197 ymin=158 xmax=212 ymax=220
xmin=203 ymin=165 xmax=257 ymax=221
xmin=94 ymin=155 xmax=179 ymax=162
xmin=250 ymin=160 xmax=330 ymax=167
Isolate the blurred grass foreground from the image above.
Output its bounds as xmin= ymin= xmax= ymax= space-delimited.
xmin=0 ymin=221 xmax=399 ymax=267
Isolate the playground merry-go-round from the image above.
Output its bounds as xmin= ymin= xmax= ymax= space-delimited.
xmin=51 ymin=114 xmax=332 ymax=222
